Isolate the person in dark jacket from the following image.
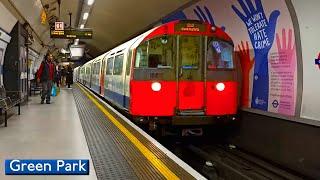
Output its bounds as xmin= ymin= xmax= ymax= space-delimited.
xmin=66 ymin=65 xmax=73 ymax=88
xmin=37 ymin=53 xmax=55 ymax=104
xmin=54 ymin=65 xmax=61 ymax=87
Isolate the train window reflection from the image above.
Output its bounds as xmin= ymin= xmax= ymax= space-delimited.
xmin=207 ymin=40 xmax=234 ymax=70
xmin=135 ymin=36 xmax=174 ymax=68
xmin=113 ymin=54 xmax=124 ymax=75
xmin=106 ymin=57 xmax=114 ymax=75
xmin=180 ymin=36 xmax=200 ymax=69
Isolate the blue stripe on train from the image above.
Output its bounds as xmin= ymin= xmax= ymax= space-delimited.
xmin=104 ymin=89 xmax=129 ymax=109
xmin=91 ymin=84 xmax=100 ymax=94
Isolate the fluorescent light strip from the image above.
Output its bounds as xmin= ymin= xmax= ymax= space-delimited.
xmin=83 ymin=12 xmax=89 ymax=20
xmin=80 ymin=24 xmax=84 ymax=29
xmin=87 ymin=0 xmax=94 ymax=5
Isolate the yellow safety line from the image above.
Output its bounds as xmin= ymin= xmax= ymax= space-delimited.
xmin=77 ymin=84 xmax=179 ymax=180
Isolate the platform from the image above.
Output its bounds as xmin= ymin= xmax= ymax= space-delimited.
xmin=0 ymin=87 xmax=97 ymax=180
xmin=0 ymin=84 xmax=204 ymax=179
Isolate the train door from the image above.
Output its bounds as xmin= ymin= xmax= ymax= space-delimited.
xmin=124 ymin=49 xmax=132 ymax=109
xmin=177 ymin=35 xmax=205 ymax=115
xmin=113 ymin=53 xmax=124 ymax=106
xmin=105 ymin=56 xmax=114 ymax=101
xmin=100 ymin=59 xmax=106 ymax=95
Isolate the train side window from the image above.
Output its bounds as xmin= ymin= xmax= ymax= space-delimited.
xmin=97 ymin=62 xmax=101 ymax=74
xmin=113 ymin=54 xmax=124 ymax=75
xmin=126 ymin=50 xmax=132 ymax=75
xmin=207 ymin=40 xmax=234 ymax=70
xmin=106 ymin=57 xmax=114 ymax=75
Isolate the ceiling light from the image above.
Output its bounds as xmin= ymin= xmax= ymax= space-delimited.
xmin=83 ymin=12 xmax=89 ymax=20
xmin=80 ymin=24 xmax=84 ymax=29
xmin=74 ymin=39 xmax=79 ymax=45
xmin=87 ymin=0 xmax=94 ymax=5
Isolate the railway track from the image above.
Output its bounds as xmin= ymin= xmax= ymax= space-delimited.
xmin=83 ymin=85 xmax=307 ymax=180
xmin=169 ymin=141 xmax=307 ymax=180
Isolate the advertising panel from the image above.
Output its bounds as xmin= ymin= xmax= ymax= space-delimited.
xmin=163 ymin=0 xmax=298 ymax=117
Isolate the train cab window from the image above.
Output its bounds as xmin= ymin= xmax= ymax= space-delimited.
xmin=207 ymin=40 xmax=234 ymax=70
xmin=135 ymin=42 xmax=148 ymax=68
xmin=135 ymin=36 xmax=174 ymax=68
xmin=179 ymin=36 xmax=200 ymax=69
xmin=106 ymin=57 xmax=114 ymax=75
xmin=113 ymin=54 xmax=124 ymax=75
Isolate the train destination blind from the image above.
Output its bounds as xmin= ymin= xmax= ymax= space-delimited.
xmin=175 ymin=22 xmax=206 ymax=33
xmin=50 ymin=29 xmax=93 ymax=39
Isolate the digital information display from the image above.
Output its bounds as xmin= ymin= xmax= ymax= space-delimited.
xmin=175 ymin=22 xmax=206 ymax=33
xmin=5 ymin=159 xmax=89 ymax=175
xmin=50 ymin=29 xmax=93 ymax=39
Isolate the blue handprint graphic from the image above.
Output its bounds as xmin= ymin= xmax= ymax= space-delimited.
xmin=162 ymin=11 xmax=187 ymax=24
xmin=232 ymin=0 xmax=280 ymax=111
xmin=194 ymin=6 xmax=225 ymax=30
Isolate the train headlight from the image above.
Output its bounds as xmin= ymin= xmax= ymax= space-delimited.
xmin=151 ymin=82 xmax=161 ymax=92
xmin=216 ymin=83 xmax=225 ymax=91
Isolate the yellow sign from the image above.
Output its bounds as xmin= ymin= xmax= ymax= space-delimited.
xmin=41 ymin=10 xmax=47 ymax=24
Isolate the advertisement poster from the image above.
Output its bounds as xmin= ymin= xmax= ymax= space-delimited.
xmin=163 ymin=0 xmax=298 ymax=116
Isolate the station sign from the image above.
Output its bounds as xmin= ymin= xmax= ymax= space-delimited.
xmin=50 ymin=29 xmax=93 ymax=39
xmin=175 ymin=21 xmax=206 ymax=33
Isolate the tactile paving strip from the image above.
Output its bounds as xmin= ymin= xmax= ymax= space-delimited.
xmin=73 ymin=85 xmax=165 ymax=180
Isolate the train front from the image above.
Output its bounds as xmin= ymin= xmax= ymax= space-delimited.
xmin=130 ymin=20 xmax=239 ymax=133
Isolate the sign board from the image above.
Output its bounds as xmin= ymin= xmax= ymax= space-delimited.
xmin=41 ymin=10 xmax=47 ymax=24
xmin=55 ymin=22 xmax=64 ymax=31
xmin=50 ymin=29 xmax=93 ymax=39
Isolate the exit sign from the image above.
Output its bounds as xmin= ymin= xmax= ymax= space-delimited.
xmin=55 ymin=22 xmax=64 ymax=31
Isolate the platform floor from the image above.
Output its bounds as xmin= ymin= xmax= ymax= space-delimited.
xmin=0 ymin=87 xmax=97 ymax=180
xmin=0 ymin=84 xmax=203 ymax=180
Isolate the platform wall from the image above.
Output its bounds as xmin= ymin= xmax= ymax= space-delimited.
xmin=291 ymin=0 xmax=320 ymax=122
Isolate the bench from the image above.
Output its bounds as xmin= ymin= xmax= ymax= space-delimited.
xmin=30 ymin=79 xmax=42 ymax=96
xmin=0 ymin=87 xmax=21 ymax=127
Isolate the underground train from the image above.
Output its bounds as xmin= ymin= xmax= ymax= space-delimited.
xmin=74 ymin=20 xmax=239 ymax=135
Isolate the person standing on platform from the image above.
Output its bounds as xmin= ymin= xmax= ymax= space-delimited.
xmin=66 ymin=65 xmax=73 ymax=88
xmin=60 ymin=66 xmax=66 ymax=87
xmin=37 ymin=53 xmax=55 ymax=104
xmin=54 ymin=65 xmax=61 ymax=87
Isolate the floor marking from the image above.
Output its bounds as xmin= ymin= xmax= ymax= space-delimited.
xmin=78 ymin=84 xmax=179 ymax=180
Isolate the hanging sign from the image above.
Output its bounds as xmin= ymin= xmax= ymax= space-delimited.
xmin=55 ymin=22 xmax=64 ymax=31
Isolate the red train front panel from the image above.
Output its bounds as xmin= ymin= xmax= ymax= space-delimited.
xmin=128 ymin=20 xmax=238 ymax=122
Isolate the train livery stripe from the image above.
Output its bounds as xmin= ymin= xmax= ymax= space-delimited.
xmin=77 ymin=84 xmax=180 ymax=180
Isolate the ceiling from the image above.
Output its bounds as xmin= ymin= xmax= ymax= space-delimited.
xmin=5 ymin=0 xmax=191 ymax=58
xmin=83 ymin=0 xmax=190 ymax=56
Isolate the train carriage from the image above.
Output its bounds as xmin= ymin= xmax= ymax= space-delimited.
xmin=76 ymin=20 xmax=239 ymax=133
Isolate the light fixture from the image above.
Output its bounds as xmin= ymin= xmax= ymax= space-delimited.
xmin=83 ymin=12 xmax=89 ymax=20
xmin=151 ymin=82 xmax=161 ymax=92
xmin=87 ymin=0 xmax=94 ymax=5
xmin=216 ymin=83 xmax=225 ymax=92
xmin=80 ymin=24 xmax=84 ymax=29
xmin=74 ymin=39 xmax=79 ymax=45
